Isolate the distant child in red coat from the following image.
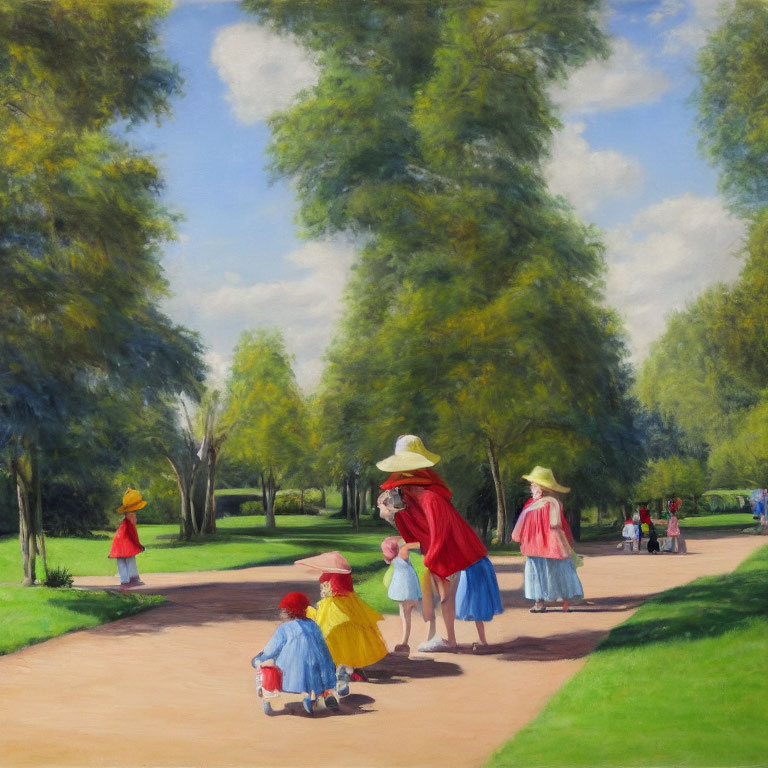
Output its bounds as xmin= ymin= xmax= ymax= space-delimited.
xmin=109 ymin=489 xmax=146 ymax=592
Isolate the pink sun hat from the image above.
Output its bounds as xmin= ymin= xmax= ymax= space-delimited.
xmin=294 ymin=551 xmax=352 ymax=574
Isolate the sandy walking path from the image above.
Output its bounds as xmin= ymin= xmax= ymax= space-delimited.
xmin=0 ymin=532 xmax=763 ymax=768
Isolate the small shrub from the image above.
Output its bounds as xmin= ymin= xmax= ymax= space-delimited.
xmin=44 ymin=565 xmax=74 ymax=589
xmin=240 ymin=500 xmax=263 ymax=515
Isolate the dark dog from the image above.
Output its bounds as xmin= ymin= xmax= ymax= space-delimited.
xmin=647 ymin=524 xmax=660 ymax=554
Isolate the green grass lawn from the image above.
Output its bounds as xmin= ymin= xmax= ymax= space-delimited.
xmin=0 ymin=513 xmax=394 ymax=584
xmin=1 ymin=513 xmax=395 ymax=655
xmin=680 ymin=512 xmax=757 ymax=529
xmin=486 ymin=543 xmax=768 ymax=768
xmin=1 ymin=587 xmax=164 ymax=656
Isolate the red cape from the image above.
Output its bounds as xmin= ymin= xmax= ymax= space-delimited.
xmin=109 ymin=518 xmax=144 ymax=558
xmin=511 ymin=496 xmax=575 ymax=559
xmin=381 ymin=469 xmax=486 ymax=580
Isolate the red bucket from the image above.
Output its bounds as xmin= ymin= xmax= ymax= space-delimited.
xmin=260 ymin=665 xmax=283 ymax=693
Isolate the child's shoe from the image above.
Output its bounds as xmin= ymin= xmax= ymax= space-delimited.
xmin=393 ymin=643 xmax=410 ymax=655
xmin=336 ymin=666 xmax=350 ymax=697
xmin=262 ymin=700 xmax=273 ymax=715
xmin=129 ymin=577 xmax=145 ymax=586
xmin=323 ymin=695 xmax=339 ymax=711
xmin=302 ymin=696 xmax=313 ymax=714
xmin=350 ymin=669 xmax=367 ymax=682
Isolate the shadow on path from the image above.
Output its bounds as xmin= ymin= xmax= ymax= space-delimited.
xmin=458 ymin=629 xmax=608 ymax=662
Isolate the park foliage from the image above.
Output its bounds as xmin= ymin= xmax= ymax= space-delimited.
xmin=2 ymin=1 xmax=768 ymax=584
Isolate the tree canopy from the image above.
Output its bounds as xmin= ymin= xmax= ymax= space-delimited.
xmin=245 ymin=0 xmax=642 ymax=538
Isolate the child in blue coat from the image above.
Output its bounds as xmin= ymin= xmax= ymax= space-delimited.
xmin=251 ymin=591 xmax=338 ymax=715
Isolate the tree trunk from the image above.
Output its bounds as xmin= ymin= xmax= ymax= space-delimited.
xmin=300 ymin=487 xmax=305 ymax=514
xmin=340 ymin=482 xmax=348 ymax=518
xmin=568 ymin=507 xmax=581 ymax=542
xmin=265 ymin=471 xmax=276 ymax=529
xmin=487 ymin=438 xmax=507 ymax=543
xmin=202 ymin=448 xmax=217 ymax=534
xmin=261 ymin=472 xmax=268 ymax=515
xmin=31 ymin=444 xmax=47 ymax=578
xmin=16 ymin=468 xmax=35 ymax=586
xmin=345 ymin=478 xmax=353 ymax=521
xmin=167 ymin=457 xmax=193 ymax=540
xmin=354 ymin=480 xmax=362 ymax=532
xmin=321 ymin=487 xmax=326 ymax=509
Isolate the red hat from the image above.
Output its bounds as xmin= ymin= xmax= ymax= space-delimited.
xmin=278 ymin=591 xmax=310 ymax=618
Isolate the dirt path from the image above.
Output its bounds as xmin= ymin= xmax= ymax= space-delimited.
xmin=0 ymin=532 xmax=763 ymax=768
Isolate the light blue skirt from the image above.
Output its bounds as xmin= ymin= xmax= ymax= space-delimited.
xmin=456 ymin=557 xmax=503 ymax=621
xmin=524 ymin=556 xmax=583 ymax=601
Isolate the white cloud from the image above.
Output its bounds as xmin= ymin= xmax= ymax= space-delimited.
xmin=194 ymin=239 xmax=357 ymax=389
xmin=552 ymin=37 xmax=670 ymax=114
xmin=544 ymin=122 xmax=644 ymax=215
xmin=604 ymin=194 xmax=747 ymax=360
xmin=663 ymin=0 xmax=735 ymax=54
xmin=648 ymin=0 xmax=684 ymax=25
xmin=211 ymin=22 xmax=318 ymax=124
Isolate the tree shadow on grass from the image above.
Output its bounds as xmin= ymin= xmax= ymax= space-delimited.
xmin=598 ymin=566 xmax=768 ymax=651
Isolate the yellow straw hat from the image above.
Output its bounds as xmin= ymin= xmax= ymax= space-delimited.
xmin=375 ymin=434 xmax=441 ymax=472
xmin=521 ymin=466 xmax=570 ymax=494
xmin=117 ymin=489 xmax=147 ymax=514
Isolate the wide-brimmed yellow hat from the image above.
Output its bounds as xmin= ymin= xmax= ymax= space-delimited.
xmin=522 ymin=466 xmax=570 ymax=494
xmin=117 ymin=489 xmax=147 ymax=514
xmin=375 ymin=434 xmax=441 ymax=472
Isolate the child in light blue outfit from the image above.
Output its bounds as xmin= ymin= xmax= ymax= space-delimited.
xmin=381 ymin=536 xmax=421 ymax=654
xmin=251 ymin=591 xmax=338 ymax=716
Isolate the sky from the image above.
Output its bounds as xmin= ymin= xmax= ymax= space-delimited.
xmin=131 ymin=0 xmax=745 ymax=390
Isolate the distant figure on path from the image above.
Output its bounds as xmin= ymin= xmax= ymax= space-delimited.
xmin=109 ymin=489 xmax=146 ymax=592
xmin=511 ymin=467 xmax=583 ymax=613
xmin=666 ymin=502 xmax=684 ymax=554
xmin=377 ymin=434 xmax=502 ymax=651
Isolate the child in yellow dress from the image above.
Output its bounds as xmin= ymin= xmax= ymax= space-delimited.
xmin=295 ymin=551 xmax=388 ymax=696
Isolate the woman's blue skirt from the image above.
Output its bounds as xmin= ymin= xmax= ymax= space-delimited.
xmin=456 ymin=556 xmax=503 ymax=621
xmin=524 ymin=556 xmax=583 ymax=601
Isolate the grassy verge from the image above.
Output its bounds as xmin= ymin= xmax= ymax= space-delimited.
xmin=680 ymin=512 xmax=756 ymax=529
xmin=486 ymin=544 xmax=768 ymax=768
xmin=0 ymin=514 xmax=394 ymax=584
xmin=1 ymin=587 xmax=164 ymax=656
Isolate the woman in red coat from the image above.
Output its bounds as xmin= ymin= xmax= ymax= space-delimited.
xmin=377 ymin=435 xmax=501 ymax=651
xmin=109 ymin=489 xmax=146 ymax=592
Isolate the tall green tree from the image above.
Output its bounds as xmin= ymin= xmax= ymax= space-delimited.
xmin=224 ymin=329 xmax=308 ymax=528
xmin=248 ymin=0 xmax=641 ymax=538
xmin=0 ymin=0 xmax=203 ymax=581
xmin=696 ymin=0 xmax=768 ymax=216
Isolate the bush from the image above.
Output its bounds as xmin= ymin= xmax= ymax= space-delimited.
xmin=275 ymin=491 xmax=320 ymax=515
xmin=238 ymin=491 xmax=321 ymax=516
xmin=44 ymin=565 xmax=74 ymax=588
xmin=43 ymin=483 xmax=109 ymax=536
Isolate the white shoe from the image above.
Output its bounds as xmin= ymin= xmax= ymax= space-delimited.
xmin=417 ymin=636 xmax=450 ymax=652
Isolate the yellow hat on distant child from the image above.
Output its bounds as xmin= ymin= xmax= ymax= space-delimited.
xmin=521 ymin=467 xmax=570 ymax=494
xmin=117 ymin=489 xmax=147 ymax=514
